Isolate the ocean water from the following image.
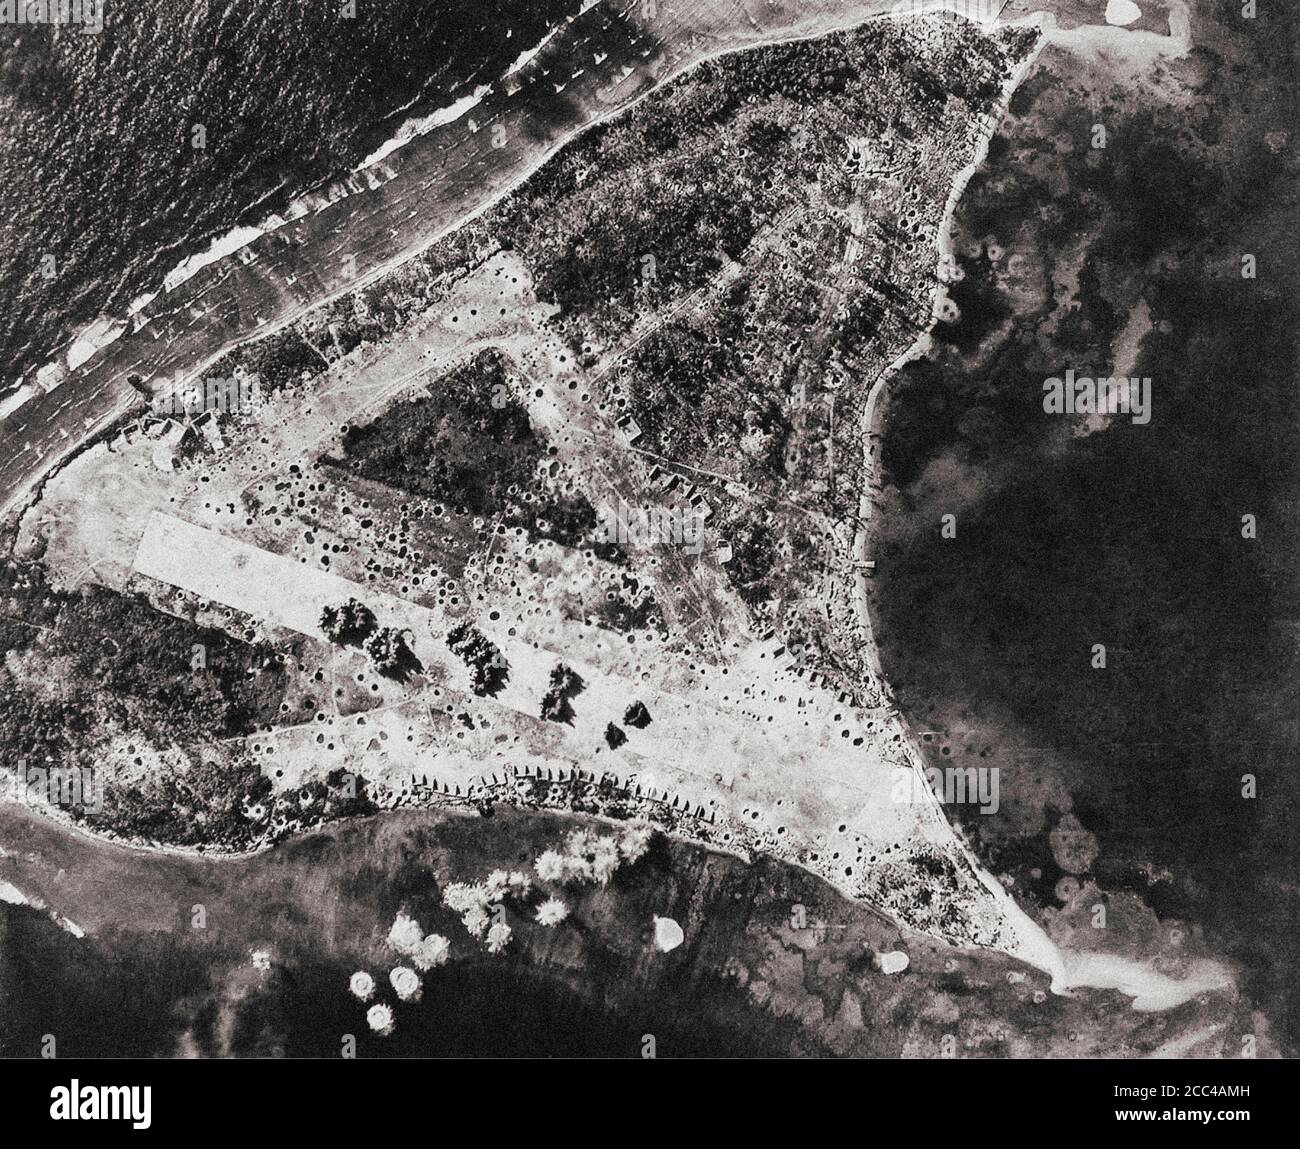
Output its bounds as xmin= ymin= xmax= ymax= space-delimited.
xmin=0 ymin=0 xmax=582 ymax=391
xmin=1 ymin=805 xmax=1227 ymax=1058
xmin=872 ymin=3 xmax=1300 ymax=1049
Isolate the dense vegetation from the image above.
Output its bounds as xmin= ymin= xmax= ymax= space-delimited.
xmin=540 ymin=663 xmax=585 ymax=725
xmin=331 ymin=350 xmax=611 ymax=555
xmin=484 ymin=15 xmax=1029 ymax=647
xmin=320 ymin=598 xmax=377 ymax=647
xmin=0 ymin=557 xmax=329 ymax=846
xmin=447 ymin=622 xmax=509 ymax=697
xmin=0 ymin=560 xmax=289 ymax=755
xmin=489 ymin=19 xmax=1032 ymax=343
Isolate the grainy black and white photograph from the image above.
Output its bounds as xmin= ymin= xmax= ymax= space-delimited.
xmin=0 ymin=0 xmax=1293 ymax=1113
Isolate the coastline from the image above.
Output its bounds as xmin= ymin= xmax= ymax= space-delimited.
xmin=4 ymin=3 xmax=1080 ymax=988
xmin=0 ymin=0 xmax=910 ymax=527
xmin=851 ymin=14 xmax=1062 ymax=984
xmin=852 ymin=0 xmax=1230 ymax=1007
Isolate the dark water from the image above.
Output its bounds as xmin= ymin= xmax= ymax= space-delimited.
xmin=2 ymin=803 xmax=1233 ymax=1059
xmin=0 ymin=812 xmax=766 ymax=1057
xmin=0 ymin=0 xmax=581 ymax=388
xmin=0 ymin=901 xmax=801 ymax=1058
xmin=0 ymin=807 xmax=821 ymax=1058
xmin=873 ymin=4 xmax=1300 ymax=1048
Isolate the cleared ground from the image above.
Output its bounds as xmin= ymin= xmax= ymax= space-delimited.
xmin=10 ymin=14 xmax=1057 ymax=971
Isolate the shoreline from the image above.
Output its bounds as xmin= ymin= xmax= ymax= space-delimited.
xmin=851 ymin=15 xmax=1062 ymax=984
xmin=5 ymin=3 xmax=1087 ymax=987
xmin=0 ymin=1 xmax=601 ymax=407
xmin=852 ymin=1 xmax=1223 ymax=1006
xmin=1 ymin=0 xmax=911 ymax=528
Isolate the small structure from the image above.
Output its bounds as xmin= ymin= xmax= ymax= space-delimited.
xmin=150 ymin=420 xmax=192 ymax=471
xmin=196 ymin=411 xmax=225 ymax=451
